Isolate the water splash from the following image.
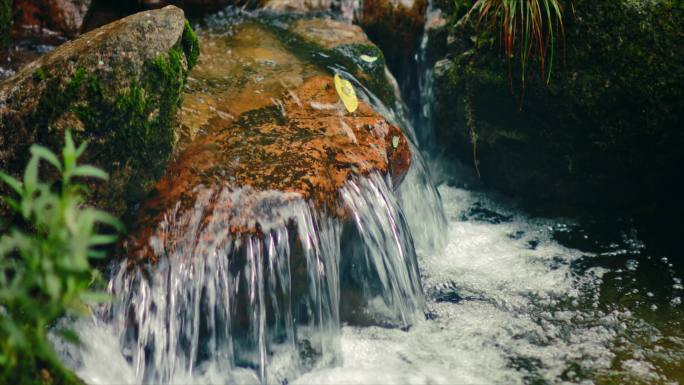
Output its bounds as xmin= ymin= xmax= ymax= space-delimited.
xmin=63 ymin=171 xmax=426 ymax=384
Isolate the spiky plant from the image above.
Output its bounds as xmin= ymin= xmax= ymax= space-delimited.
xmin=464 ymin=0 xmax=569 ymax=87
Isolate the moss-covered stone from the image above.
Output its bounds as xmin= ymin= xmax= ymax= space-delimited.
xmin=0 ymin=6 xmax=200 ymax=219
xmin=433 ymin=0 xmax=684 ymax=212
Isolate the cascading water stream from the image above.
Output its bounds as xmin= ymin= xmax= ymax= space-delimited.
xmin=61 ymin=167 xmax=437 ymax=384
xmin=52 ymin=8 xmax=450 ymax=384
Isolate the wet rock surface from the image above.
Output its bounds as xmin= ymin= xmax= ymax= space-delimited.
xmin=127 ymin=20 xmax=411 ymax=263
xmin=0 ymin=5 xmax=198 ymax=217
xmin=356 ymin=0 xmax=427 ymax=91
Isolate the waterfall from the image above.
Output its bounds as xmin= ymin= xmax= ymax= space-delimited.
xmin=66 ymin=171 xmax=428 ymax=384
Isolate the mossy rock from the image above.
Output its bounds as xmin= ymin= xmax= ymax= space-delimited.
xmin=434 ymin=0 xmax=684 ymax=212
xmin=0 ymin=5 xmax=200 ymax=218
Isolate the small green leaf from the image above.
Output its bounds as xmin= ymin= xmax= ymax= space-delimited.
xmin=72 ymin=165 xmax=109 ymax=181
xmin=87 ymin=249 xmax=108 ymax=259
xmin=30 ymin=145 xmax=62 ymax=172
xmin=0 ymin=172 xmax=22 ymax=194
xmin=57 ymin=328 xmax=81 ymax=344
xmin=90 ymin=210 xmax=125 ymax=232
xmin=79 ymin=290 xmax=113 ymax=304
xmin=75 ymin=141 xmax=88 ymax=159
xmin=1 ymin=196 xmax=20 ymax=212
xmin=89 ymin=234 xmax=119 ymax=246
xmin=23 ymin=156 xmax=39 ymax=194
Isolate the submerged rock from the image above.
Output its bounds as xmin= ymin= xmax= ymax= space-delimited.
xmin=128 ymin=20 xmax=411 ymax=263
xmin=0 ymin=5 xmax=199 ymax=217
xmin=433 ymin=0 xmax=684 ymax=212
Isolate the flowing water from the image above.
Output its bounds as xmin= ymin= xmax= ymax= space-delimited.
xmin=53 ymin=7 xmax=684 ymax=385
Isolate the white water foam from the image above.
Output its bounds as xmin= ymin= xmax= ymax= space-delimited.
xmin=295 ymin=185 xmax=622 ymax=385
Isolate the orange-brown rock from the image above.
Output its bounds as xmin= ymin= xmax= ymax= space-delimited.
xmin=129 ymin=74 xmax=411 ymax=263
xmin=124 ymin=22 xmax=411 ymax=261
xmin=124 ymin=20 xmax=410 ymax=264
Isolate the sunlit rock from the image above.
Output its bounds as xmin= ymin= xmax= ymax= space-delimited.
xmin=128 ymin=20 xmax=411 ymax=263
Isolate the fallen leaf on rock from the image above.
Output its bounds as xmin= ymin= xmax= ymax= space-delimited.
xmin=334 ymin=73 xmax=358 ymax=113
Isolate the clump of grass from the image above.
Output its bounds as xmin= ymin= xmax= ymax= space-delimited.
xmin=0 ymin=131 xmax=123 ymax=384
xmin=464 ymin=0 xmax=569 ymax=87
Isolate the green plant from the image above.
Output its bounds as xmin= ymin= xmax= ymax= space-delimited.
xmin=463 ymin=0 xmax=569 ymax=86
xmin=0 ymin=131 xmax=123 ymax=384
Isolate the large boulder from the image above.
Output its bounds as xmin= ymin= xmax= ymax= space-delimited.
xmin=433 ymin=0 xmax=684 ymax=212
xmin=126 ymin=18 xmax=411 ymax=263
xmin=0 ymin=5 xmax=200 ymax=217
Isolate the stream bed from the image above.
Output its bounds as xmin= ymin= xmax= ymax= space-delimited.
xmin=47 ymin=6 xmax=684 ymax=385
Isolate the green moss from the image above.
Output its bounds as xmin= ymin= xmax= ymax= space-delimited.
xmin=0 ymin=0 xmax=11 ymax=50
xmin=332 ymin=43 xmax=395 ymax=105
xmin=437 ymin=0 xmax=684 ymax=208
xmin=25 ymin=27 xmax=199 ymax=215
xmin=182 ymin=20 xmax=200 ymax=70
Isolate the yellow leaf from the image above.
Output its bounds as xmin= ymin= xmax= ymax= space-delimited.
xmin=360 ymin=54 xmax=378 ymax=63
xmin=334 ymin=73 xmax=358 ymax=113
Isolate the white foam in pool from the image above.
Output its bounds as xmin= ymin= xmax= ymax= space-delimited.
xmin=296 ymin=185 xmax=618 ymax=385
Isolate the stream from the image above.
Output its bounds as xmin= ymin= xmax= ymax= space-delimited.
xmin=53 ymin=6 xmax=684 ymax=385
